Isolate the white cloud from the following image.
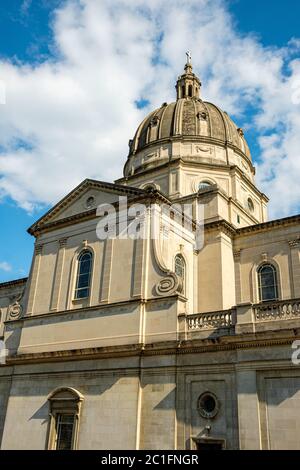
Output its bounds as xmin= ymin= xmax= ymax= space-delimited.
xmin=20 ymin=0 xmax=32 ymax=15
xmin=0 ymin=262 xmax=12 ymax=272
xmin=0 ymin=0 xmax=299 ymax=218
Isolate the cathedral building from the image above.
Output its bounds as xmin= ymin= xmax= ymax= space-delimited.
xmin=0 ymin=58 xmax=300 ymax=450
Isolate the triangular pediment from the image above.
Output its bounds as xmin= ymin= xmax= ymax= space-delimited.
xmin=28 ymin=179 xmax=146 ymax=235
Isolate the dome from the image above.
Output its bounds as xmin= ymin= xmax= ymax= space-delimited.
xmin=129 ymin=100 xmax=251 ymax=158
xmin=124 ymin=57 xmax=253 ymax=178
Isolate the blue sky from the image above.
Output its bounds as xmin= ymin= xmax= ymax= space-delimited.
xmin=0 ymin=0 xmax=300 ymax=282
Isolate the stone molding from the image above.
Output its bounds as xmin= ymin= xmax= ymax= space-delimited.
xmin=5 ymin=334 xmax=299 ymax=366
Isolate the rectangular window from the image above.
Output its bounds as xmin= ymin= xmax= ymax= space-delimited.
xmin=55 ymin=414 xmax=75 ymax=450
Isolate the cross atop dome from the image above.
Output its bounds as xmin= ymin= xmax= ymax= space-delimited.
xmin=176 ymin=52 xmax=201 ymax=100
xmin=186 ymin=51 xmax=192 ymax=64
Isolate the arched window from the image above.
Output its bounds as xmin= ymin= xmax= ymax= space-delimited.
xmin=247 ymin=197 xmax=254 ymax=213
xmin=188 ymin=85 xmax=193 ymax=97
xmin=198 ymin=181 xmax=213 ymax=191
xmin=175 ymin=254 xmax=185 ymax=293
xmin=182 ymin=85 xmax=185 ymax=98
xmin=47 ymin=387 xmax=84 ymax=450
xmin=74 ymin=250 xmax=93 ymax=299
xmin=143 ymin=183 xmax=157 ymax=191
xmin=258 ymin=264 xmax=278 ymax=302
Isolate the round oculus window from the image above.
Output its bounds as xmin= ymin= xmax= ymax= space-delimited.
xmin=197 ymin=392 xmax=219 ymax=419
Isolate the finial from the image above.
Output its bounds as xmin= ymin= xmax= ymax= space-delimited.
xmin=186 ymin=51 xmax=192 ymax=65
xmin=175 ymin=53 xmax=201 ymax=100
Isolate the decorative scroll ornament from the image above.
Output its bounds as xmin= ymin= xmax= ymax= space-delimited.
xmin=155 ymin=273 xmax=183 ymax=296
xmin=195 ymin=145 xmax=212 ymax=154
xmin=7 ymin=293 xmax=24 ymax=321
xmin=152 ymin=205 xmax=184 ymax=297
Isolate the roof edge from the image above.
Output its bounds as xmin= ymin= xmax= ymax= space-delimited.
xmin=0 ymin=277 xmax=28 ymax=289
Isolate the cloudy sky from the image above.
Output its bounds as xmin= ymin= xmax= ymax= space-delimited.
xmin=0 ymin=0 xmax=300 ymax=282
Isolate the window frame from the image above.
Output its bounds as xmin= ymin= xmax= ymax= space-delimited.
xmin=47 ymin=387 xmax=84 ymax=451
xmin=175 ymin=254 xmax=186 ymax=294
xmin=257 ymin=263 xmax=279 ymax=302
xmin=55 ymin=413 xmax=76 ymax=451
xmin=74 ymin=250 xmax=93 ymax=300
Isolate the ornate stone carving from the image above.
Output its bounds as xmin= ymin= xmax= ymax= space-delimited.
xmin=197 ymin=111 xmax=207 ymax=120
xmin=261 ymin=252 xmax=268 ymax=261
xmin=195 ymin=145 xmax=212 ymax=154
xmin=150 ymin=116 xmax=159 ymax=127
xmin=144 ymin=150 xmax=159 ymax=160
xmin=182 ymin=100 xmax=196 ymax=135
xmin=7 ymin=293 xmax=24 ymax=321
xmin=59 ymin=238 xmax=68 ymax=248
xmin=233 ymin=250 xmax=241 ymax=260
xmin=289 ymin=238 xmax=300 ymax=248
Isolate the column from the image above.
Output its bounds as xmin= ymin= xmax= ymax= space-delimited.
xmin=233 ymin=249 xmax=242 ymax=304
xmin=99 ymin=238 xmax=114 ymax=303
xmin=26 ymin=244 xmax=43 ymax=316
xmin=289 ymin=239 xmax=300 ymax=298
xmin=132 ymin=238 xmax=145 ymax=298
xmin=50 ymin=238 xmax=68 ymax=311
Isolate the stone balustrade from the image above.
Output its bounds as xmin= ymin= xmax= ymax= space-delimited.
xmin=253 ymin=298 xmax=300 ymax=322
xmin=186 ymin=299 xmax=300 ymax=332
xmin=187 ymin=309 xmax=234 ymax=330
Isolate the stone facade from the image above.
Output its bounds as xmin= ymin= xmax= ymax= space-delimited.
xmin=0 ymin=60 xmax=299 ymax=450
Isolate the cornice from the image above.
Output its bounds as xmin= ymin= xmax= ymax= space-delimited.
xmin=204 ymin=219 xmax=237 ymax=238
xmin=128 ymin=134 xmax=254 ymax=171
xmin=229 ymin=165 xmax=268 ymax=202
xmin=4 ymin=329 xmax=299 ymax=366
xmin=204 ymin=214 xmax=300 ymax=239
xmin=0 ymin=277 xmax=28 ymax=290
xmin=237 ymin=214 xmax=300 ymax=236
xmin=5 ymin=294 xmax=182 ymax=325
xmin=119 ymin=159 xmax=267 ymax=205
